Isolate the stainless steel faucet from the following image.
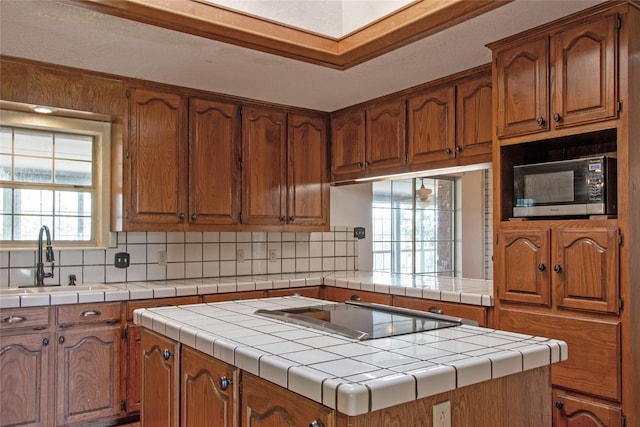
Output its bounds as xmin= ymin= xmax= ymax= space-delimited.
xmin=35 ymin=225 xmax=55 ymax=286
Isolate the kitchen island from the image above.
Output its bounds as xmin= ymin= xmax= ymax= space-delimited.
xmin=135 ymin=295 xmax=567 ymax=426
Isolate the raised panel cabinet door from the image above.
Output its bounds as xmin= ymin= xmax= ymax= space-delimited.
xmin=128 ymin=87 xmax=188 ymax=226
xmin=495 ymin=37 xmax=549 ymax=138
xmin=181 ymin=346 xmax=237 ymax=427
xmin=140 ymin=328 xmax=179 ymax=427
xmin=497 ymin=227 xmax=551 ymax=306
xmin=552 ymin=14 xmax=618 ymax=129
xmin=365 ymin=99 xmax=406 ymax=173
xmin=189 ymin=98 xmax=241 ymax=226
xmin=407 ymin=86 xmax=455 ymax=165
xmin=456 ymin=73 xmax=492 ymax=158
xmin=55 ymin=326 xmax=122 ymax=426
xmin=553 ymin=225 xmax=620 ymax=314
xmin=287 ymin=113 xmax=329 ymax=228
xmin=0 ymin=333 xmax=50 ymax=427
xmin=331 ymin=109 xmax=366 ymax=180
xmin=242 ymin=106 xmax=287 ymax=226
xmin=553 ymin=390 xmax=623 ymax=427
xmin=241 ymin=372 xmax=334 ymax=427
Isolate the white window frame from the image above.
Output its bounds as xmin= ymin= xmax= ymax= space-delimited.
xmin=0 ymin=109 xmax=112 ymax=249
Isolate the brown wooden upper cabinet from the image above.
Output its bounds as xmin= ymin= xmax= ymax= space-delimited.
xmin=497 ymin=221 xmax=620 ymax=315
xmin=127 ymin=87 xmax=188 ymax=228
xmin=188 ymin=98 xmax=241 ymax=227
xmin=243 ymin=107 xmax=329 ymax=230
xmin=493 ymin=13 xmax=618 ymax=140
xmin=408 ymin=71 xmax=492 ymax=168
xmin=331 ymin=99 xmax=406 ymax=182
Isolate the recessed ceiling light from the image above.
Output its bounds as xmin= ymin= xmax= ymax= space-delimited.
xmin=32 ymin=106 xmax=54 ymax=114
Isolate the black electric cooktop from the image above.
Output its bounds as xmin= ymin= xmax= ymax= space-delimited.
xmin=255 ymin=300 xmax=477 ymax=340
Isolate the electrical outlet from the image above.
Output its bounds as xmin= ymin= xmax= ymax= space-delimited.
xmin=269 ymin=249 xmax=277 ymax=263
xmin=433 ymin=401 xmax=451 ymax=427
xmin=114 ymin=252 xmax=130 ymax=268
xmin=157 ymin=251 xmax=167 ymax=266
xmin=237 ymin=248 xmax=245 ymax=263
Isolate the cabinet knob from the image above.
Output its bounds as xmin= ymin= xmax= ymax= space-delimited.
xmin=445 ymin=148 xmax=452 ymax=155
xmin=309 ymin=421 xmax=325 ymax=427
xmin=553 ymin=264 xmax=563 ymax=273
xmin=42 ymin=338 xmax=49 ymax=347
xmin=364 ymin=161 xmax=370 ymax=167
xmin=357 ymin=162 xmax=364 ymax=168
xmin=191 ymin=214 xmax=198 ymax=221
xmin=553 ymin=113 xmax=562 ymax=122
xmin=59 ymin=336 xmax=65 ymax=345
xmin=536 ymin=116 xmax=545 ymax=126
xmin=537 ymin=263 xmax=546 ymax=272
xmin=162 ymin=348 xmax=173 ymax=361
xmin=219 ymin=376 xmax=233 ymax=390
xmin=555 ymin=400 xmax=564 ymax=410
xmin=280 ymin=216 xmax=286 ymax=222
xmin=289 ymin=216 xmax=295 ymax=222
xmin=179 ymin=213 xmax=185 ymax=220
xmin=455 ymin=146 xmax=462 ymax=153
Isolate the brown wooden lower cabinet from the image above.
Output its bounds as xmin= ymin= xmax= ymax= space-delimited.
xmin=141 ymin=327 xmax=554 ymax=426
xmin=553 ymin=389 xmax=623 ymax=427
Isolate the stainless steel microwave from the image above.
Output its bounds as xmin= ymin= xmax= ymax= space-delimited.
xmin=513 ymin=156 xmax=617 ymax=218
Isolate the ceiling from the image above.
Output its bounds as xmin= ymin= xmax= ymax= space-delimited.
xmin=0 ymin=0 xmax=606 ymax=112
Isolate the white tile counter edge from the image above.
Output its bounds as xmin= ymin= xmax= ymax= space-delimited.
xmin=0 ymin=271 xmax=494 ymax=309
xmin=133 ymin=296 xmax=567 ymax=417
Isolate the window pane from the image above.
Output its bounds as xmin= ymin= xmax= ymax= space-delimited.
xmin=55 ymin=134 xmax=93 ymax=161
xmin=56 ymin=216 xmax=92 ymax=241
xmin=14 ymin=189 xmax=54 ymax=214
xmin=0 ymin=154 xmax=11 ymax=180
xmin=0 ymin=127 xmax=12 ymax=154
xmin=14 ymin=129 xmax=53 ymax=157
xmin=55 ymin=191 xmax=92 ymax=215
xmin=55 ymin=159 xmax=92 ymax=185
xmin=13 ymin=216 xmax=53 ymax=241
xmin=0 ymin=214 xmax=12 ymax=240
xmin=14 ymin=156 xmax=52 ymax=183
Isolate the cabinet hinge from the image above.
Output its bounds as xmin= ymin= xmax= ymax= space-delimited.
xmin=622 ymin=413 xmax=626 ymax=427
xmin=238 ymin=159 xmax=243 ymax=169
xmin=125 ymin=151 xmax=130 ymax=159
xmin=619 ymin=233 xmax=624 ymax=246
xmin=125 ymin=210 xmax=129 ymax=219
xmin=121 ymin=326 xmax=128 ymax=339
xmin=120 ymin=400 xmax=127 ymax=412
xmin=618 ymin=101 xmax=623 ymax=113
xmin=617 ymin=16 xmax=622 ymax=30
xmin=125 ymin=89 xmax=130 ymax=98
xmin=238 ymin=212 xmax=242 ymax=223
xmin=619 ymin=297 xmax=624 ymax=310
xmin=404 ymin=153 xmax=408 ymax=162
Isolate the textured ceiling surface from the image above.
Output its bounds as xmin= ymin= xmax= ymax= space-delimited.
xmin=0 ymin=0 xmax=605 ymax=112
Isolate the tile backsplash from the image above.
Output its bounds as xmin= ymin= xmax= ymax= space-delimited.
xmin=0 ymin=227 xmax=359 ymax=287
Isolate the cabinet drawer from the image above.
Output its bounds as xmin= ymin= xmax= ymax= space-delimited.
xmin=393 ymin=296 xmax=488 ymax=327
xmin=127 ymin=296 xmax=200 ymax=321
xmin=323 ymin=287 xmax=392 ymax=305
xmin=56 ymin=302 xmax=121 ymax=326
xmin=0 ymin=306 xmax=50 ymax=332
xmin=498 ymin=308 xmax=620 ymax=401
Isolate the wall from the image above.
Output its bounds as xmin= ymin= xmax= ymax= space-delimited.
xmin=0 ymin=228 xmax=358 ymax=287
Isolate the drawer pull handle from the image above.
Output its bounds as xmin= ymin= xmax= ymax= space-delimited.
xmin=219 ymin=376 xmax=233 ymax=390
xmin=80 ymin=310 xmax=101 ymax=318
xmin=163 ymin=348 xmax=173 ymax=361
xmin=1 ymin=315 xmax=26 ymax=324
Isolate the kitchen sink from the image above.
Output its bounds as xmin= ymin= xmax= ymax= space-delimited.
xmin=1 ymin=284 xmax=113 ymax=294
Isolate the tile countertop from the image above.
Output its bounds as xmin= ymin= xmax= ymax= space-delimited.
xmin=133 ymin=296 xmax=567 ymax=416
xmin=0 ymin=271 xmax=493 ymax=309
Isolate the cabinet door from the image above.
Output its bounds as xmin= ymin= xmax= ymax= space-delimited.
xmin=287 ymin=113 xmax=329 ymax=229
xmin=181 ymin=346 xmax=237 ymax=427
xmin=407 ymin=86 xmax=455 ymax=165
xmin=189 ymin=98 xmax=241 ymax=226
xmin=331 ymin=110 xmax=366 ymax=180
xmin=241 ymin=372 xmax=333 ymax=427
xmin=242 ymin=106 xmax=287 ymax=226
xmin=456 ymin=73 xmax=492 ymax=158
xmin=141 ymin=329 xmax=179 ymax=427
xmin=552 ymin=14 xmax=618 ymax=128
xmin=128 ymin=87 xmax=187 ymax=226
xmin=553 ymin=389 xmax=623 ymax=427
xmin=0 ymin=333 xmax=50 ymax=427
xmin=553 ymin=225 xmax=620 ymax=314
xmin=365 ymin=99 xmax=406 ymax=173
xmin=495 ymin=37 xmax=549 ymax=138
xmin=55 ymin=326 xmax=122 ymax=426
xmin=497 ymin=227 xmax=551 ymax=306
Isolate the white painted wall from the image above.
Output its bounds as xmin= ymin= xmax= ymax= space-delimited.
xmin=330 ymin=183 xmax=373 ymax=271
xmin=459 ymin=170 xmax=485 ymax=279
